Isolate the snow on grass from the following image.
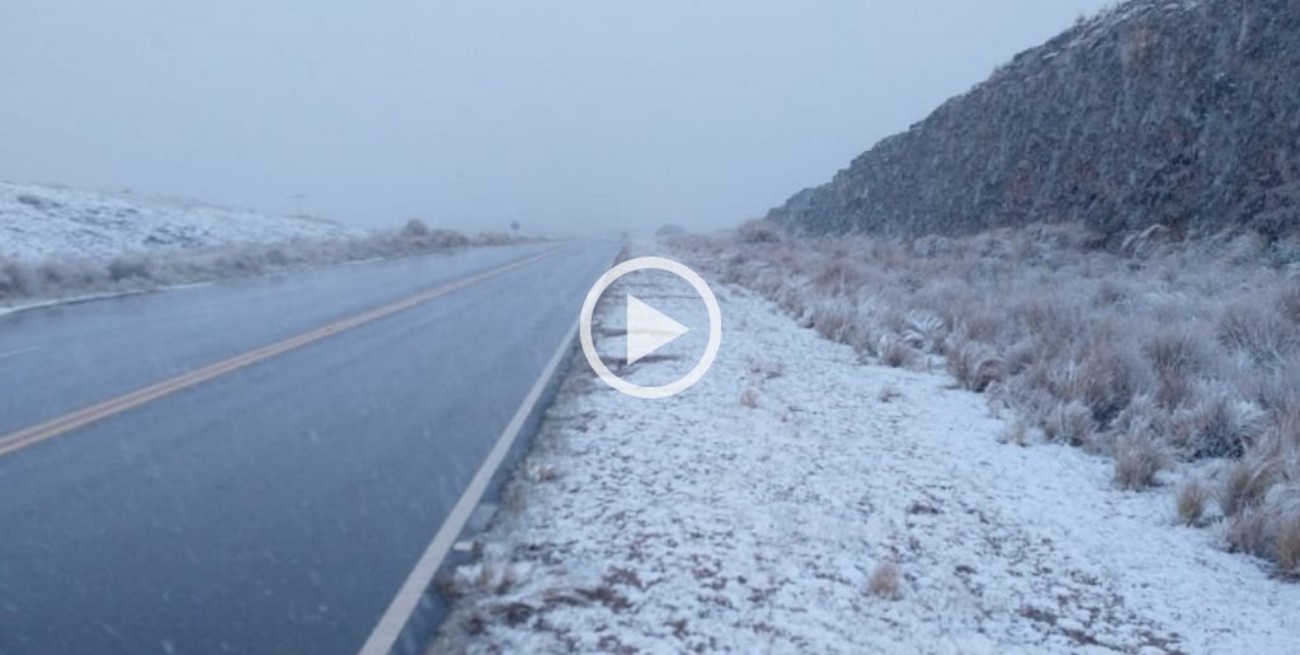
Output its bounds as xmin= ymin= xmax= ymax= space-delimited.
xmin=0 ymin=182 xmax=524 ymax=308
xmin=434 ymin=243 xmax=1300 ymax=654
xmin=0 ymin=181 xmax=356 ymax=261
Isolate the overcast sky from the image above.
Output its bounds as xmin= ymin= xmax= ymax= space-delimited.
xmin=0 ymin=1 xmax=1111 ymax=236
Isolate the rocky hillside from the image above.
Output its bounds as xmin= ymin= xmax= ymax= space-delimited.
xmin=769 ymin=0 xmax=1300 ymax=242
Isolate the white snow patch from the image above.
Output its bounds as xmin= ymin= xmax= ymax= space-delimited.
xmin=0 ymin=181 xmax=357 ymax=261
xmin=435 ymin=244 xmax=1300 ymax=654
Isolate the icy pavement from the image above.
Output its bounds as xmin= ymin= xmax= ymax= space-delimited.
xmin=433 ymin=250 xmax=1300 ymax=654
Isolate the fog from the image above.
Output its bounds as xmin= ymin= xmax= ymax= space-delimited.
xmin=0 ymin=1 xmax=1110 ymax=236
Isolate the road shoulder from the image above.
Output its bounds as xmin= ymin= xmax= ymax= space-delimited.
xmin=431 ymin=243 xmax=1300 ymax=654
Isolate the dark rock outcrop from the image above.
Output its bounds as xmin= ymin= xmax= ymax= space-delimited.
xmin=769 ymin=0 xmax=1300 ymax=241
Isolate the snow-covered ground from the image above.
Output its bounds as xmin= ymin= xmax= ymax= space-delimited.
xmin=434 ymin=243 xmax=1300 ymax=654
xmin=0 ymin=181 xmax=356 ymax=261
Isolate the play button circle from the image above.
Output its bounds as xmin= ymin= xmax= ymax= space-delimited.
xmin=579 ymin=256 xmax=722 ymax=399
xmin=625 ymin=294 xmax=690 ymax=365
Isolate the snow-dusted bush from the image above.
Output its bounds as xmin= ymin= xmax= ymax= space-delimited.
xmin=808 ymin=304 xmax=851 ymax=342
xmin=106 ymin=254 xmax=154 ymax=282
xmin=737 ymin=218 xmax=782 ymax=244
xmin=400 ymin=218 xmax=432 ymax=238
xmin=902 ymin=310 xmax=947 ymax=354
xmin=1114 ymin=431 xmax=1164 ymax=490
xmin=1176 ymin=478 xmax=1209 ymax=526
xmin=946 ymin=340 xmax=1005 ymax=393
xmin=1041 ymin=400 xmax=1095 ymax=448
xmin=1219 ymin=456 xmax=1278 ymax=518
xmin=1225 ymin=485 xmax=1300 ymax=572
xmin=875 ymin=333 xmax=915 ymax=369
xmin=471 ymin=232 xmax=515 ymax=247
xmin=868 ymin=561 xmax=901 ymax=600
xmin=1217 ymin=303 xmax=1299 ymax=366
xmin=1179 ymin=392 xmax=1263 ymax=459
xmin=0 ymin=258 xmax=36 ymax=297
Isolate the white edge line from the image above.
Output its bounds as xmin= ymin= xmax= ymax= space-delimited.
xmin=0 ymin=345 xmax=40 ymax=360
xmin=356 ymin=316 xmax=582 ymax=655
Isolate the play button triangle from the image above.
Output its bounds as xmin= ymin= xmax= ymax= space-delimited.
xmin=626 ymin=294 xmax=690 ymax=365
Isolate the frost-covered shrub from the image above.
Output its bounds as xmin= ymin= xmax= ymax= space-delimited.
xmin=1219 ymin=456 xmax=1278 ymax=518
xmin=1224 ymin=485 xmax=1300 ymax=572
xmin=868 ymin=561 xmax=901 ymax=600
xmin=401 ymin=218 xmax=431 ymax=238
xmin=106 ymin=255 xmax=154 ymax=282
xmin=876 ymin=333 xmax=915 ymax=369
xmin=808 ymin=304 xmax=851 ymax=342
xmin=15 ymin=193 xmax=52 ymax=209
xmin=947 ymin=340 xmax=1005 ymax=393
xmin=472 ymin=232 xmax=514 ymax=246
xmin=1226 ymin=506 xmax=1273 ymax=559
xmin=1277 ymin=284 xmax=1300 ymax=325
xmin=1217 ymin=303 xmax=1298 ymax=366
xmin=1179 ymin=392 xmax=1263 ymax=459
xmin=902 ymin=310 xmax=947 ymax=354
xmin=1079 ymin=344 xmax=1144 ymax=426
xmin=1042 ymin=400 xmax=1095 ymax=447
xmin=810 ymin=258 xmax=864 ymax=298
xmin=1144 ymin=329 xmax=1206 ymax=381
xmin=1176 ymin=478 xmax=1208 ymax=525
xmin=1114 ymin=431 xmax=1164 ymax=490
xmin=737 ymin=218 xmax=782 ymax=244
xmin=0 ymin=258 xmax=36 ymax=297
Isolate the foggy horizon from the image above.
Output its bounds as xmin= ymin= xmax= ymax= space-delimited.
xmin=1 ymin=1 xmax=1111 ymax=236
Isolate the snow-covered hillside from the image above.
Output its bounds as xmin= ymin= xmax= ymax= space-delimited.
xmin=0 ymin=181 xmax=357 ymax=262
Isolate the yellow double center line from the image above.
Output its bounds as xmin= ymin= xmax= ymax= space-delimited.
xmin=0 ymin=249 xmax=559 ymax=460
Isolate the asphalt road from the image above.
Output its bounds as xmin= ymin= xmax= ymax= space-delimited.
xmin=0 ymin=241 xmax=618 ymax=655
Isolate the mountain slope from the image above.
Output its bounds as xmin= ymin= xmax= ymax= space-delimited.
xmin=769 ymin=0 xmax=1300 ymax=241
xmin=0 ymin=182 xmax=355 ymax=261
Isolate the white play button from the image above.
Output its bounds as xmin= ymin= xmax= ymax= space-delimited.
xmin=625 ymin=294 xmax=690 ymax=365
xmin=580 ymin=256 xmax=722 ymax=399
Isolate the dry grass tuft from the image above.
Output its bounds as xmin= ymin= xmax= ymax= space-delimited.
xmin=877 ymin=386 xmax=902 ymax=403
xmin=1175 ymin=478 xmax=1208 ymax=525
xmin=809 ymin=305 xmax=851 ymax=342
xmin=1144 ymin=329 xmax=1205 ymax=380
xmin=1217 ymin=303 xmax=1298 ymax=366
xmin=999 ymin=420 xmax=1029 ymax=447
xmin=868 ymin=562 xmax=902 ymax=600
xmin=522 ymin=459 xmax=560 ymax=483
xmin=1275 ymin=515 xmax=1300 ymax=573
xmin=737 ymin=218 xmax=783 ymax=244
xmin=1042 ymin=401 xmax=1095 ymax=447
xmin=1226 ymin=507 xmax=1272 ymax=559
xmin=1219 ymin=458 xmax=1277 ymax=517
xmin=876 ymin=334 xmax=915 ymax=369
xmin=902 ymin=310 xmax=947 ymax=353
xmin=1114 ymin=432 xmax=1164 ymax=490
xmin=1222 ymin=484 xmax=1300 ymax=572
xmin=441 ymin=545 xmax=524 ymax=599
xmin=947 ymin=340 xmax=1007 ymax=392
xmin=1078 ymin=344 xmax=1143 ymax=426
xmin=1183 ymin=393 xmax=1262 ymax=459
